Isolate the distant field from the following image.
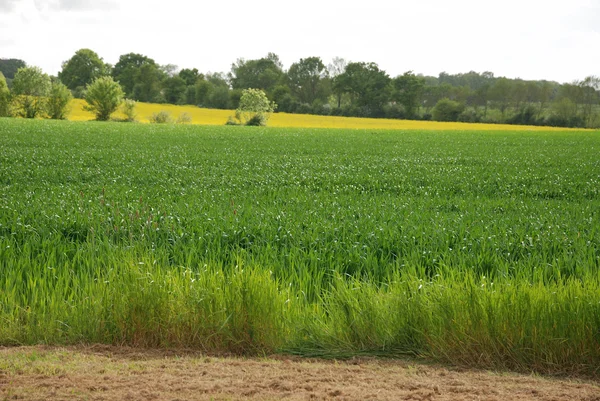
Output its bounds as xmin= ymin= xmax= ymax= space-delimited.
xmin=1 ymin=118 xmax=599 ymax=376
xmin=68 ymin=98 xmax=581 ymax=131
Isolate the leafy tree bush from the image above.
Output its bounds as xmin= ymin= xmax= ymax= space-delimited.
xmin=233 ymin=88 xmax=276 ymax=126
xmin=432 ymin=98 xmax=465 ymax=122
xmin=46 ymin=80 xmax=72 ymax=120
xmin=12 ymin=66 xmax=51 ymax=118
xmin=58 ymin=49 xmax=110 ymax=92
xmin=121 ymin=99 xmax=137 ymax=122
xmin=0 ymin=72 xmax=11 ymax=117
xmin=149 ymin=110 xmax=173 ymax=124
xmin=176 ymin=112 xmax=192 ymax=124
xmin=84 ymin=76 xmax=124 ymax=121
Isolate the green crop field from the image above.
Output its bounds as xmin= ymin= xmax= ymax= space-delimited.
xmin=1 ymin=118 xmax=599 ymax=375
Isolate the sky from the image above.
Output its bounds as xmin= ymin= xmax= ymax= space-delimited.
xmin=0 ymin=0 xmax=599 ymax=83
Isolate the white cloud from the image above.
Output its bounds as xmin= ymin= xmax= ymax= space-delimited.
xmin=0 ymin=0 xmax=20 ymax=12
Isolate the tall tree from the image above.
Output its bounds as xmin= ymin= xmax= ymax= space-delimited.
xmin=112 ymin=53 xmax=159 ymax=97
xmin=0 ymin=58 xmax=26 ymax=86
xmin=58 ymin=49 xmax=110 ymax=92
xmin=393 ymin=71 xmax=425 ymax=119
xmin=328 ymin=57 xmax=347 ymax=108
xmin=287 ymin=57 xmax=330 ymax=105
xmin=132 ymin=62 xmax=164 ymax=103
xmin=163 ymin=75 xmax=187 ymax=104
xmin=12 ymin=66 xmax=51 ymax=118
xmin=229 ymin=53 xmax=284 ymax=96
xmin=0 ymin=72 xmax=10 ymax=117
xmin=333 ymin=62 xmax=391 ymax=117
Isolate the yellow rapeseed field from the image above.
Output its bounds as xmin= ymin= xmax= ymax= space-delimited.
xmin=68 ymin=99 xmax=580 ymax=131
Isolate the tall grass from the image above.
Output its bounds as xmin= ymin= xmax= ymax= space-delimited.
xmin=1 ymin=118 xmax=599 ymax=375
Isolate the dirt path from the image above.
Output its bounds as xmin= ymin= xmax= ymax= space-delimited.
xmin=1 ymin=345 xmax=599 ymax=401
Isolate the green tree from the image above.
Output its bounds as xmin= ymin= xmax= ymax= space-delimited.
xmin=287 ymin=57 xmax=330 ymax=105
xmin=489 ymin=77 xmax=513 ymax=118
xmin=234 ymin=88 xmax=276 ymax=126
xmin=112 ymin=53 xmax=159 ymax=97
xmin=163 ymin=75 xmax=187 ymax=104
xmin=58 ymin=49 xmax=110 ymax=93
xmin=393 ymin=71 xmax=425 ymax=119
xmin=84 ymin=76 xmax=124 ymax=121
xmin=12 ymin=66 xmax=51 ymax=118
xmin=0 ymin=72 xmax=10 ymax=117
xmin=579 ymin=76 xmax=600 ymax=127
xmin=179 ymin=68 xmax=201 ymax=86
xmin=230 ymin=53 xmax=284 ymax=96
xmin=432 ymin=98 xmax=465 ymax=122
xmin=333 ymin=62 xmax=391 ymax=117
xmin=132 ymin=63 xmax=164 ymax=103
xmin=328 ymin=57 xmax=347 ymax=108
xmin=46 ymin=80 xmax=72 ymax=120
xmin=0 ymin=58 xmax=26 ymax=88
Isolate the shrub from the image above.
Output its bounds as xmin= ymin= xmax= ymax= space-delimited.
xmin=149 ymin=110 xmax=173 ymax=124
xmin=244 ymin=114 xmax=267 ymax=126
xmin=84 ymin=76 xmax=124 ymax=121
xmin=46 ymin=81 xmax=72 ymax=120
xmin=176 ymin=112 xmax=192 ymax=124
xmin=234 ymin=88 xmax=276 ymax=126
xmin=11 ymin=66 xmax=51 ymax=118
xmin=121 ymin=99 xmax=137 ymax=122
xmin=432 ymin=98 xmax=465 ymax=122
xmin=225 ymin=116 xmax=241 ymax=126
xmin=0 ymin=72 xmax=10 ymax=117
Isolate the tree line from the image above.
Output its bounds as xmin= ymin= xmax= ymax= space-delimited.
xmin=1 ymin=50 xmax=599 ymax=128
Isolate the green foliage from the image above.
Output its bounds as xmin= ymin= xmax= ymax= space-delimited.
xmin=0 ymin=72 xmax=10 ymax=117
xmin=234 ymin=88 xmax=276 ymax=126
xmin=393 ymin=71 xmax=425 ymax=119
xmin=1 ymin=119 xmax=600 ymax=375
xmin=333 ymin=62 xmax=391 ymax=117
xmin=46 ymin=80 xmax=73 ymax=120
xmin=84 ymin=76 xmax=124 ymax=121
xmin=287 ymin=56 xmax=331 ymax=104
xmin=0 ymin=58 xmax=26 ymax=80
xmin=121 ymin=99 xmax=137 ymax=122
xmin=11 ymin=66 xmax=51 ymax=118
xmin=229 ymin=53 xmax=284 ymax=96
xmin=149 ymin=110 xmax=173 ymax=124
xmin=432 ymin=98 xmax=465 ymax=122
xmin=163 ymin=75 xmax=187 ymax=104
xmin=58 ymin=48 xmax=110 ymax=91
xmin=176 ymin=112 xmax=192 ymax=124
xmin=112 ymin=53 xmax=163 ymax=99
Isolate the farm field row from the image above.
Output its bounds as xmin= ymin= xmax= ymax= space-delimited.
xmin=68 ymin=98 xmax=581 ymax=131
xmin=0 ymin=118 xmax=599 ymax=376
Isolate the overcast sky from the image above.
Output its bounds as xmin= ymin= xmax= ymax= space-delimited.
xmin=1 ymin=0 xmax=598 ymax=83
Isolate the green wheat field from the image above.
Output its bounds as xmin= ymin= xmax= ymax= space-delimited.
xmin=1 ymin=118 xmax=599 ymax=375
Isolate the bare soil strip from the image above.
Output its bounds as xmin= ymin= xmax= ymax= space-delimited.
xmin=1 ymin=346 xmax=599 ymax=401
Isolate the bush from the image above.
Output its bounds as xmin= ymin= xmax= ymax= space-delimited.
xmin=383 ymin=103 xmax=406 ymax=119
xmin=432 ymin=98 xmax=465 ymax=122
xmin=457 ymin=108 xmax=480 ymax=123
xmin=84 ymin=76 xmax=124 ymax=121
xmin=225 ymin=116 xmax=241 ymax=126
xmin=149 ymin=110 xmax=173 ymax=124
xmin=244 ymin=114 xmax=267 ymax=126
xmin=176 ymin=112 xmax=192 ymax=124
xmin=0 ymin=72 xmax=10 ymax=117
xmin=234 ymin=88 xmax=276 ymax=126
xmin=12 ymin=66 xmax=51 ymax=118
xmin=46 ymin=81 xmax=72 ymax=120
xmin=120 ymin=99 xmax=137 ymax=122
xmin=507 ymin=105 xmax=539 ymax=126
